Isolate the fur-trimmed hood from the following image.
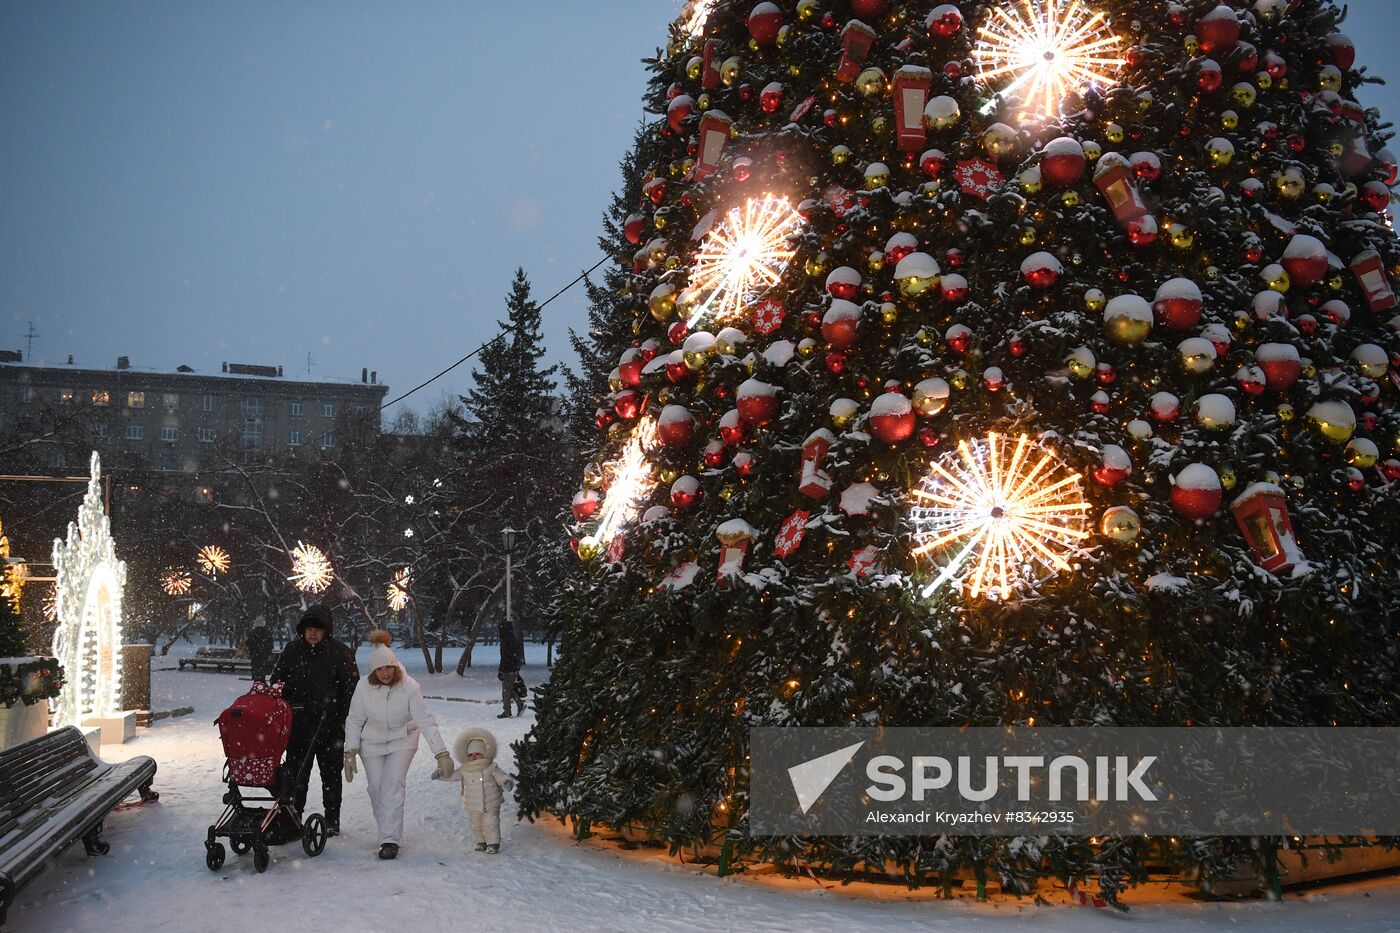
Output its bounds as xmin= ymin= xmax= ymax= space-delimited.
xmin=453 ymin=727 xmax=498 ymax=770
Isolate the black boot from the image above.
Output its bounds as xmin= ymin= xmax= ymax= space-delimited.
xmin=378 ymin=843 xmax=399 ymax=860
xmin=497 ymin=710 xmax=512 ymax=719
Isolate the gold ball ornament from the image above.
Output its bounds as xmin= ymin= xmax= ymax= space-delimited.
xmin=1184 ymin=35 xmax=1200 ymax=55
xmin=805 ymin=251 xmax=831 ymax=277
xmin=1262 ymin=264 xmax=1291 ymax=293
xmin=948 ymin=369 xmax=971 ymax=390
xmin=831 ymin=144 xmax=852 ymax=166
xmin=912 ymin=377 xmax=951 ymax=416
xmin=1105 ymin=123 xmax=1125 ymax=144
xmin=869 ymin=113 xmax=889 ymax=135
xmin=855 ymin=67 xmax=887 ymax=97
xmin=1207 ymin=138 xmax=1235 ymax=167
xmin=1329 ymin=274 xmax=1345 ymax=291
xmin=866 ymin=250 xmax=885 ymax=273
xmin=1061 ymin=190 xmax=1082 ymax=207
xmin=1019 ymin=168 xmax=1043 ymax=194
xmin=718 ymin=484 xmax=738 ymax=501
xmin=1232 ymin=82 xmax=1257 ymax=108
xmin=1276 ymin=403 xmax=1295 ymax=423
xmin=982 ymin=123 xmax=1018 ymax=160
xmin=1256 ymin=71 xmax=1273 ymax=91
xmin=1218 ymin=466 xmax=1238 ymax=491
xmin=1066 ymin=346 xmax=1096 ymax=379
xmin=1318 ymin=65 xmax=1343 ymax=92
xmin=1082 ymin=141 xmax=1102 ymax=161
xmin=915 ymin=328 xmax=934 ymax=347
xmin=1346 ymin=438 xmax=1380 ymax=469
xmin=1168 ymin=223 xmax=1195 ymax=250
xmin=576 ymin=536 xmax=603 ymax=562
xmin=1084 ymin=288 xmax=1107 ymax=313
xmin=1221 ymin=109 xmax=1239 ymax=130
xmin=864 ymin=161 xmax=891 ymax=188
xmin=1018 ymin=227 xmax=1037 ymax=246
xmin=1274 ymin=170 xmax=1305 ymax=199
xmin=1307 ymin=401 xmax=1357 ymax=445
xmin=649 ymin=282 xmax=677 ymax=320
xmin=796 ymin=0 xmax=818 ymax=21
xmin=1100 ymin=506 xmax=1142 ymax=543
xmin=830 ymin=397 xmax=860 ymax=428
xmin=721 ymin=56 xmax=742 ymax=86
xmin=879 ymin=302 xmax=899 ymax=324
xmin=796 ymin=337 xmax=819 ymax=358
xmin=659 ymin=467 xmax=680 ymax=485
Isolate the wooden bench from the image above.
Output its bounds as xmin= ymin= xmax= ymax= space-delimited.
xmin=0 ymin=726 xmax=158 ymax=925
xmin=178 ymin=647 xmax=252 ymax=674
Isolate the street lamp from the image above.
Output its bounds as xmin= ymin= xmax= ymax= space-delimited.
xmin=501 ymin=527 xmax=517 ymax=632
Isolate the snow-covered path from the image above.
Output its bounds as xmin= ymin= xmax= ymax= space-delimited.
xmin=10 ymin=645 xmax=1400 ymax=932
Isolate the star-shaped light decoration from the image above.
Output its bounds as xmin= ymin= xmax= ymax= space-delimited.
xmin=197 ymin=544 xmax=231 ymax=576
xmin=687 ymin=195 xmax=801 ymax=327
xmin=910 ymin=433 xmax=1090 ymax=601
xmin=160 ymin=568 xmax=192 ymax=597
xmin=973 ymin=0 xmax=1126 ymax=117
xmin=387 ymin=568 xmax=411 ymax=612
xmin=290 ymin=542 xmax=333 ymax=594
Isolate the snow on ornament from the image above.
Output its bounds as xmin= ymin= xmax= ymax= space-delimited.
xmin=657 ymin=405 xmax=696 ymax=448
xmin=1104 ymin=294 xmax=1152 ymax=344
xmin=1153 ymin=278 xmax=1203 ymax=330
xmin=1281 ymin=234 xmax=1328 ymax=287
xmin=774 ymin=509 xmax=811 ymax=559
xmin=822 ymin=299 xmax=863 ymax=348
xmin=1149 ymin=391 xmax=1181 ymax=423
xmin=1201 ymin=323 xmax=1231 ymax=359
xmin=666 ymin=94 xmax=693 ymax=132
xmin=955 ymin=157 xmax=1003 ymax=200
xmin=1040 ymin=137 xmax=1086 ymax=187
xmin=670 ymin=475 xmax=702 ymax=511
xmin=736 ymin=379 xmax=779 ymax=426
xmin=884 ymin=231 xmax=918 ymax=264
xmin=1195 ymin=393 xmax=1236 ymax=430
xmin=659 ymin=561 xmax=700 ymax=591
xmin=1352 ymin=343 xmax=1389 ymax=379
xmin=940 ymin=273 xmax=969 ymax=302
xmin=1093 ymin=444 xmax=1132 ymax=487
xmin=1170 ymin=463 xmax=1223 ymax=521
xmin=912 ymin=377 xmax=951 ymax=417
xmin=1196 ymin=4 xmax=1240 ymax=54
xmin=1177 ymin=337 xmax=1217 ymax=374
xmin=1307 ymin=400 xmax=1357 ymax=445
xmin=747 ymin=1 xmax=782 ymax=45
xmin=825 ymin=266 xmax=862 ymax=300
xmin=868 ymin=393 xmax=915 ymax=444
xmin=894 ymin=251 xmax=941 ymax=298
xmin=1255 ymin=343 xmax=1301 ymax=390
xmin=927 ymin=3 xmax=963 ymax=37
xmin=923 ymin=95 xmax=961 ymax=130
xmin=1131 ymin=150 xmax=1163 ymax=182
xmin=1230 ymin=482 xmax=1302 ymax=573
xmin=1020 ymin=251 xmax=1063 ymax=289
xmin=572 ymin=488 xmax=601 ymax=522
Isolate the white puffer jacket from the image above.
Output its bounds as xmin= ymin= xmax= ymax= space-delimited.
xmin=344 ymin=667 xmax=447 ymax=757
xmin=454 ymin=727 xmax=514 ymax=812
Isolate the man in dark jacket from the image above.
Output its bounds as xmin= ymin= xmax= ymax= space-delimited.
xmin=273 ymin=603 xmax=359 ymax=835
xmin=496 ymin=617 xmax=525 ymax=719
xmin=245 ymin=620 xmax=274 ymax=683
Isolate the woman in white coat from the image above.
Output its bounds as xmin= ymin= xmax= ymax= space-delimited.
xmin=343 ymin=629 xmax=451 ymax=859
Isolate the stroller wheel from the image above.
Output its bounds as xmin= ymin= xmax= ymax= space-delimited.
xmin=230 ymin=838 xmax=252 ymax=855
xmin=205 ymin=842 xmax=226 ymax=871
xmin=253 ymin=844 xmax=270 ymax=873
xmin=302 ymin=813 xmax=327 ymax=857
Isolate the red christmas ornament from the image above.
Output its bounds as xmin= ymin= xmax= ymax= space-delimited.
xmin=945 ymin=247 xmax=965 ymax=268
xmin=1234 ymin=365 xmax=1266 ymax=397
xmin=1095 ymin=155 xmax=1151 ymax=225
xmin=670 ymin=475 xmax=702 ymax=511
xmin=1093 ymin=445 xmax=1132 ymax=487
xmin=1130 ymin=151 xmax=1162 ymax=182
xmin=657 ymin=405 xmax=695 ymax=448
xmin=753 ymin=298 xmax=786 ymax=335
xmin=1149 ymin=392 xmax=1181 ymax=423
xmin=1230 ymin=482 xmax=1301 ymax=572
xmin=1096 ymin=362 xmax=1117 ymax=385
xmin=665 ymin=354 xmax=689 ymax=384
xmin=1197 ymin=59 xmax=1223 ymax=93
xmin=1255 ymin=344 xmax=1302 ymax=391
xmin=1009 ymin=337 xmax=1027 ymax=357
xmin=624 ymin=213 xmax=646 ymax=245
xmin=868 ymin=393 xmax=915 ymax=444
xmin=1171 ymin=464 xmax=1223 ymax=520
xmin=733 ymin=450 xmax=755 ymax=477
xmin=1326 ymin=33 xmax=1357 ymax=72
xmin=644 ymin=177 xmax=666 ymax=205
xmin=982 ymin=367 xmax=1006 ymax=392
xmin=926 ymin=3 xmax=963 ymax=37
xmin=918 ymin=427 xmax=941 ymax=448
xmin=825 ymin=267 xmax=862 ymax=301
xmin=736 ymin=379 xmax=779 ymax=427
xmin=822 ymin=300 xmax=862 ymax=349
xmin=884 ymin=232 xmax=918 ymax=265
xmin=892 ymin=66 xmax=933 ymax=153
xmin=1346 ymin=468 xmax=1366 ymax=493
xmin=919 ymin=148 xmax=947 ymax=178
xmin=595 ymin=409 xmax=614 ymax=431
xmin=1090 ymin=391 xmax=1112 ymax=415
xmin=747 ymin=2 xmax=783 ymax=46
xmin=759 ymin=82 xmax=784 ymax=114
xmin=613 ymin=390 xmax=641 ymax=421
xmin=825 ymin=350 xmax=848 ymax=375
xmin=718 ymin=409 xmax=744 ymax=446
xmin=1195 ymin=4 xmax=1240 ymax=55
xmin=618 ymin=349 xmax=644 ymax=388
xmin=666 ymin=95 xmax=693 ymax=132
xmin=800 ymin=430 xmax=834 ymax=499
xmin=1281 ymin=234 xmax=1328 ymax=287
xmin=1382 ymin=460 xmax=1400 ymax=482
xmin=773 ymin=509 xmax=811 ymax=559
xmin=1020 ymin=251 xmax=1063 ymax=289
xmin=694 ymin=111 xmax=733 ymax=181
xmin=1154 ymin=278 xmax=1204 ymax=330
xmin=945 ymin=324 xmax=973 ymax=354
xmin=1361 ymin=181 xmax=1392 ymax=214
xmin=1128 ymin=216 xmax=1159 ymax=247
xmin=955 ymin=157 xmax=1004 ymax=200
xmin=703 ymin=439 xmax=727 ymax=469
xmin=667 ymin=321 xmax=688 ymax=345
xmin=1040 ymin=137 xmax=1087 ymax=187
xmin=571 ymin=488 xmax=601 ymax=522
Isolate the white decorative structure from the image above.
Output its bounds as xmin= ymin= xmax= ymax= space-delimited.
xmin=51 ymin=452 xmax=128 ymax=734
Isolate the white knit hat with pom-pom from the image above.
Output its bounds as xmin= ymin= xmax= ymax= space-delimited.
xmin=367 ymin=629 xmax=398 ymax=672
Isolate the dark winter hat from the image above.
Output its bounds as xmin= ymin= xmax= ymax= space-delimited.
xmin=297 ymin=604 xmax=334 ymax=635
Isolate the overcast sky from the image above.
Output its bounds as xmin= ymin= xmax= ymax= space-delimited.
xmin=2 ymin=1 xmax=1398 ymax=417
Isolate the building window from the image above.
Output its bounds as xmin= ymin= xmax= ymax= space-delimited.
xmin=52 ymin=450 xmax=66 ymax=468
xmin=126 ymin=424 xmax=144 ymax=440
xmin=290 ymin=400 xmax=303 ymax=417
xmin=163 ymin=393 xmax=179 ymax=411
xmin=92 ymin=390 xmax=110 ymax=406
xmin=202 ymin=394 xmax=215 ymax=412
xmin=59 ymin=388 xmax=75 ymax=404
xmin=194 ymin=486 xmax=214 ymax=504
xmin=20 ymin=387 xmax=35 ymax=403
xmin=127 ymin=391 xmax=145 ymax=409
xmin=198 ymin=427 xmax=216 ymax=443
xmin=159 ymin=452 xmax=179 ymax=472
xmin=242 ymin=418 xmax=262 ymax=450
xmin=288 ymin=429 xmax=302 ymax=447
xmin=92 ymin=423 xmax=107 ymax=438
xmin=161 ymin=426 xmax=179 ymax=442
xmin=352 ymin=403 xmax=367 ymax=415
xmin=319 ymin=432 xmax=335 ymax=449
xmin=242 ymin=397 xmax=263 ymax=416
xmin=321 ymin=402 xmax=335 ymax=418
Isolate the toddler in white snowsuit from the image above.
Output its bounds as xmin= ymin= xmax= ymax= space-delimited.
xmin=442 ymin=726 xmax=514 ymax=853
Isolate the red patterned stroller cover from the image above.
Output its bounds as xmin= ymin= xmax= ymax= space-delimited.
xmin=216 ymin=680 xmax=293 ymax=788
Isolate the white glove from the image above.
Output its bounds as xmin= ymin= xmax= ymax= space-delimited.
xmin=344 ymin=749 xmax=358 ymax=783
xmin=431 ymin=751 xmax=455 ymax=780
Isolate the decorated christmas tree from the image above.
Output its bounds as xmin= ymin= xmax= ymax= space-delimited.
xmin=518 ymin=0 xmax=1400 ymax=900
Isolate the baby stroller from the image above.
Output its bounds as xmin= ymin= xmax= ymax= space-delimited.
xmin=204 ymin=680 xmax=329 ymax=873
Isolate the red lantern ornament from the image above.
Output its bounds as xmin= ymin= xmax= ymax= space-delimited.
xmin=800 ymin=429 xmax=835 ymax=499
xmin=736 ymin=379 xmax=779 ymax=427
xmin=1020 ymin=251 xmax=1063 ymax=289
xmin=836 ymin=19 xmax=878 ymax=83
xmin=715 ymin=518 xmax=756 ymax=582
xmin=1040 ymin=137 xmax=1087 ymax=187
xmin=1095 ymin=153 xmax=1151 ymax=226
xmin=657 ymin=405 xmax=695 ymax=448
xmin=1281 ymin=234 xmax=1328 ymax=288
xmin=1351 ymin=250 xmax=1400 ymax=313
xmin=701 ymin=38 xmax=722 ymax=90
xmin=571 ymin=488 xmax=601 ymax=522
xmin=747 ymin=2 xmax=782 ymax=46
xmin=926 ymin=3 xmax=963 ymax=37
xmin=1196 ymin=4 xmax=1240 ymax=55
xmin=1093 ymin=444 xmax=1133 ymax=487
xmin=1255 ymin=343 xmax=1301 ymax=391
xmin=892 ymin=66 xmax=933 ymax=152
xmin=1230 ymin=482 xmax=1301 ymax=572
xmin=822 ymin=300 xmax=862 ymax=349
xmin=670 ymin=474 xmax=702 ymax=511
xmin=694 ymin=110 xmax=733 ymax=181
xmin=868 ymin=393 xmax=915 ymax=444
xmin=1153 ymin=278 xmax=1204 ymax=329
xmin=1171 ymin=463 xmax=1223 ymax=520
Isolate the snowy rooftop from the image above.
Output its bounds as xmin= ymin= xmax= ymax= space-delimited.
xmin=0 ymin=358 xmax=385 ymax=389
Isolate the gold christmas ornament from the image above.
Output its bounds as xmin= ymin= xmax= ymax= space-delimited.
xmin=1105 ymin=123 xmax=1125 ymax=144
xmin=855 ymin=67 xmax=887 ymax=97
xmin=649 ymin=282 xmax=677 ymax=320
xmin=1061 ymin=190 xmax=1082 ymax=207
xmin=1274 ymin=170 xmax=1305 ymax=199
xmin=1306 ymin=400 xmax=1357 ymax=445
xmin=1100 ymin=505 xmax=1141 ymax=543
xmin=864 ymin=161 xmax=892 ymax=188
xmin=1082 ymin=140 xmax=1102 ymax=161
xmin=1084 ymin=288 xmax=1107 ymax=313
xmin=830 ymin=397 xmax=860 ymax=428
xmin=1346 ymin=438 xmax=1380 ymax=469
xmin=576 ymin=536 xmax=603 ymax=562
xmin=1218 ymin=465 xmax=1238 ymax=490
xmin=1220 ymin=109 xmax=1239 ymax=130
xmin=831 ymin=144 xmax=852 ymax=165
xmin=1231 ymin=82 xmax=1257 ymax=108
xmin=912 ymin=377 xmax=951 ymax=416
xmin=1019 ymin=168 xmax=1043 ymax=194
xmin=982 ymin=122 xmax=1019 ymax=160
xmin=805 ymin=251 xmax=831 ymax=277
xmin=1168 ymin=223 xmax=1195 ymax=250
xmin=1066 ymin=346 xmax=1096 ymax=379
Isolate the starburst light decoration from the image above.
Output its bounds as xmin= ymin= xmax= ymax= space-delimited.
xmin=387 ymin=568 xmax=411 ymax=612
xmin=679 ymin=0 xmax=715 ymax=37
xmin=687 ymin=195 xmax=801 ymax=327
xmin=289 ymin=542 xmax=333 ymax=594
xmin=910 ymin=433 xmax=1090 ymax=601
xmin=160 ymin=568 xmax=192 ymax=596
xmin=973 ymin=0 xmax=1125 ymax=117
xmin=596 ymin=418 xmax=660 ymax=544
xmin=197 ymin=544 xmax=231 ymax=576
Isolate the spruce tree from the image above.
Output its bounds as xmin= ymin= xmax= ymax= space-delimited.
xmin=518 ymin=0 xmax=1400 ymax=903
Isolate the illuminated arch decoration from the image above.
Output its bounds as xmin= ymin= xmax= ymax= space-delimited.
xmin=51 ymin=452 xmax=127 ymax=728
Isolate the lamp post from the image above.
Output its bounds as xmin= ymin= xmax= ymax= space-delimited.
xmin=501 ymin=527 xmax=517 ymax=633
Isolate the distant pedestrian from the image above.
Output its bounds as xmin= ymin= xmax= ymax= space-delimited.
xmin=496 ymin=617 xmax=525 ymax=718
xmin=343 ymin=629 xmax=451 ymax=860
xmin=246 ymin=619 xmax=274 ymax=682
xmin=273 ymin=604 xmax=359 ymax=836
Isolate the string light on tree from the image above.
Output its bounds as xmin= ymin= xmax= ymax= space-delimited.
xmin=910 ymin=433 xmax=1090 ymax=600
xmin=197 ymin=544 xmax=230 ymax=576
xmin=289 ymin=542 xmax=333 ymax=594
xmin=386 ymin=568 xmax=411 ymax=612
xmin=687 ymin=195 xmax=801 ymax=327
xmin=973 ymin=0 xmax=1126 ymax=117
xmin=160 ymin=568 xmax=192 ymax=597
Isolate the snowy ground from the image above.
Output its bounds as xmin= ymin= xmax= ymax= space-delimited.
xmin=10 ymin=643 xmax=1400 ymax=932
